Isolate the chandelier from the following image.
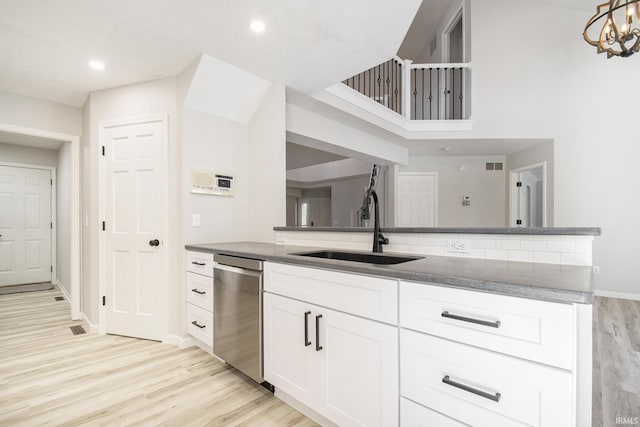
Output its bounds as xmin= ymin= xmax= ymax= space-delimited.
xmin=584 ymin=0 xmax=640 ymax=57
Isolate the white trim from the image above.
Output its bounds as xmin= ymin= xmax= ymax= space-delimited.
xmin=98 ymin=113 xmax=169 ymax=341
xmin=509 ymin=161 xmax=547 ymax=227
xmin=164 ymin=334 xmax=197 ymax=350
xmin=441 ymin=5 xmax=464 ymax=63
xmin=0 ymin=126 xmax=80 ymax=322
xmin=55 ymin=278 xmax=71 ymax=301
xmin=82 ymin=312 xmax=100 ymax=333
xmin=396 ymin=172 xmax=439 ymax=227
xmin=594 ymin=290 xmax=640 ymax=301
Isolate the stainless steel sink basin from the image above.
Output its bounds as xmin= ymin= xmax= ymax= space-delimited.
xmin=291 ymin=250 xmax=423 ymax=265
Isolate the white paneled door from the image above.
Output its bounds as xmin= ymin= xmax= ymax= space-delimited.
xmin=396 ymin=173 xmax=437 ymax=227
xmin=0 ymin=165 xmax=52 ymax=286
xmin=103 ymin=120 xmax=163 ymax=341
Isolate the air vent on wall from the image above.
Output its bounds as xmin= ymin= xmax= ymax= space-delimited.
xmin=485 ymin=162 xmax=504 ymax=171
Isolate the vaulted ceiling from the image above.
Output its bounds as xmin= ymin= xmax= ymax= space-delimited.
xmin=0 ymin=0 xmax=421 ymax=107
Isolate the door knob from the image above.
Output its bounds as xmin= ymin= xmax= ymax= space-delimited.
xmin=149 ymin=239 xmax=160 ymax=247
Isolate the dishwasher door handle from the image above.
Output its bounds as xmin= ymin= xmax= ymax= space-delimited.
xmin=214 ymin=264 xmax=262 ymax=278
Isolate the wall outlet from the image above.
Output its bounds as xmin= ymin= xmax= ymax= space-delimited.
xmin=447 ymin=239 xmax=471 ymax=253
xmin=192 ymin=214 xmax=201 ymax=227
xmin=593 ymin=266 xmax=600 ymax=274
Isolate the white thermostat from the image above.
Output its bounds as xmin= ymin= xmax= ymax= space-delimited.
xmin=190 ymin=169 xmax=235 ymax=197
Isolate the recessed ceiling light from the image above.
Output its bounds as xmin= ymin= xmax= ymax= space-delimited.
xmin=441 ymin=147 xmax=453 ymax=152
xmin=89 ymin=60 xmax=104 ymax=71
xmin=250 ymin=20 xmax=265 ymax=33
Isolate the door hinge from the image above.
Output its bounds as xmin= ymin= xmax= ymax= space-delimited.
xmin=50 ymin=222 xmax=53 ymax=229
xmin=101 ymin=146 xmax=105 ymax=156
xmin=516 ymin=219 xmax=522 ymax=225
xmin=50 ymin=179 xmax=53 ymax=186
xmin=102 ymin=296 xmax=106 ymax=306
xmin=102 ymin=221 xmax=105 ymax=231
xmin=516 ymin=181 xmax=522 ymax=187
xmin=50 ymin=266 xmax=53 ymax=272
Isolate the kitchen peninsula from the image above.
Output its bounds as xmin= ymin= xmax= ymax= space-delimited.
xmin=186 ymin=226 xmax=599 ymax=427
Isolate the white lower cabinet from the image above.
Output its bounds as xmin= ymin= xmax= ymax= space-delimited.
xmin=400 ymin=398 xmax=466 ymax=427
xmin=264 ymin=292 xmax=398 ymax=427
xmin=401 ymin=329 xmax=573 ymax=427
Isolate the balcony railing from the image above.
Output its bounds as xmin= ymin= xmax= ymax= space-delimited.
xmin=342 ymin=57 xmax=471 ymax=121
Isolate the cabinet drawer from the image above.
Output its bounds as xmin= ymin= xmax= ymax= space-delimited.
xmin=186 ymin=272 xmax=213 ymax=311
xmin=401 ymin=329 xmax=573 ymax=427
xmin=400 ymin=281 xmax=575 ymax=369
xmin=186 ymin=251 xmax=214 ymax=277
xmin=401 ymin=398 xmax=465 ymax=427
xmin=264 ymin=262 xmax=398 ymax=325
xmin=186 ymin=303 xmax=213 ymax=347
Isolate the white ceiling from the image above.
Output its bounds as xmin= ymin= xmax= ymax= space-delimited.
xmin=397 ymin=0 xmax=451 ymax=61
xmin=286 ymin=142 xmax=346 ymax=171
xmin=0 ymin=0 xmax=421 ymax=107
xmin=0 ymin=130 xmax=64 ymax=150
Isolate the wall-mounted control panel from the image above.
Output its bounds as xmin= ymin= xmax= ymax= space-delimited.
xmin=190 ymin=168 xmax=235 ymax=197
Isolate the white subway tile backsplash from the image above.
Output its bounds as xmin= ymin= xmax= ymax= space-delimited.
xmin=520 ymin=240 xmax=548 ymax=252
xmin=274 ymin=231 xmax=594 ymax=266
xmin=496 ymin=239 xmax=521 ymax=250
xmin=547 ymin=240 xmax=576 ymax=253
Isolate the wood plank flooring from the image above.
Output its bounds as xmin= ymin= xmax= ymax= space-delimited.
xmin=593 ymin=296 xmax=640 ymax=427
xmin=0 ymin=286 xmax=318 ymax=426
xmin=2 ymin=287 xmax=638 ymax=426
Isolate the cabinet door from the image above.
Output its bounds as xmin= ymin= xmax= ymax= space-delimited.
xmin=317 ymin=306 xmax=399 ymax=427
xmin=263 ymin=292 xmax=317 ymax=409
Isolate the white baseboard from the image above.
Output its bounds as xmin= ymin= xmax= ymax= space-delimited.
xmin=165 ymin=334 xmax=197 ymax=350
xmin=55 ymin=279 xmax=71 ymax=301
xmin=594 ymin=290 xmax=640 ymax=301
xmin=82 ymin=313 xmax=100 ymax=333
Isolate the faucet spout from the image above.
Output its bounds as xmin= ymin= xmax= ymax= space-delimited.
xmin=370 ymin=189 xmax=388 ymax=253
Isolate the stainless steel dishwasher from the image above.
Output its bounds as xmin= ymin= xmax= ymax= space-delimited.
xmin=213 ymin=254 xmax=264 ymax=383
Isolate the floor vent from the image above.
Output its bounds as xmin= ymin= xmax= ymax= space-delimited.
xmin=70 ymin=325 xmax=86 ymax=335
xmin=54 ymin=296 xmax=65 ymax=301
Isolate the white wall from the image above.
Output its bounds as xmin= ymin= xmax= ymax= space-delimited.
xmin=248 ymin=83 xmax=287 ymax=242
xmin=506 ymin=140 xmax=554 ymax=226
xmin=0 ymin=143 xmax=58 ymax=166
xmin=0 ymin=91 xmax=82 ymax=136
xmin=400 ymin=155 xmax=506 ymax=227
xmin=56 ymin=143 xmax=71 ymax=295
xmin=82 ymin=77 xmax=180 ymax=332
xmin=331 ymin=175 xmax=370 ymax=226
xmin=182 ymin=107 xmax=249 ymax=244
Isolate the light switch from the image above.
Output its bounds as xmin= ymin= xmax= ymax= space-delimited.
xmin=192 ymin=214 xmax=201 ymax=227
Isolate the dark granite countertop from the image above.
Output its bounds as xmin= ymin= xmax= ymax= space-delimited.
xmin=273 ymin=226 xmax=601 ymax=236
xmin=185 ymin=242 xmax=594 ymax=304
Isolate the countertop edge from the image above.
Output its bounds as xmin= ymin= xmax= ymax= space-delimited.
xmin=273 ymin=227 xmax=602 ymax=236
xmin=185 ymin=244 xmax=594 ymax=305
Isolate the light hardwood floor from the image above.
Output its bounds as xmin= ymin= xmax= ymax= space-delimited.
xmin=593 ymin=296 xmax=640 ymax=427
xmin=2 ymin=288 xmax=638 ymax=426
xmin=0 ymin=286 xmax=317 ymax=426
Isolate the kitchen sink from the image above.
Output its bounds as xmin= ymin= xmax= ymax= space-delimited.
xmin=291 ymin=250 xmax=423 ymax=265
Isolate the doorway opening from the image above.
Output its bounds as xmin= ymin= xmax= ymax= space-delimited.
xmin=510 ymin=163 xmax=546 ymax=227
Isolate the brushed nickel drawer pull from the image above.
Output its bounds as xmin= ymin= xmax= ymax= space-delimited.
xmin=191 ymin=321 xmax=206 ymax=329
xmin=441 ymin=311 xmax=501 ymax=328
xmin=442 ymin=375 xmax=501 ymax=402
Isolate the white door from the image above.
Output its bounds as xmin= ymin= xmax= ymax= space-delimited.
xmin=317 ymin=306 xmax=398 ymax=427
xmin=263 ymin=292 xmax=317 ymax=409
xmin=510 ymin=165 xmax=545 ymax=227
xmin=103 ymin=120 xmax=163 ymax=340
xmin=0 ymin=165 xmax=51 ymax=286
xmin=397 ymin=173 xmax=437 ymax=227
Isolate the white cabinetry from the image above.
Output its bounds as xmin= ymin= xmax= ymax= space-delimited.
xmin=399 ymin=280 xmax=586 ymax=427
xmin=264 ymin=263 xmax=398 ymax=427
xmin=185 ymin=250 xmax=214 ymax=348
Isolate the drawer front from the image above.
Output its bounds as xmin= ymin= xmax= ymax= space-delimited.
xmin=186 ymin=272 xmax=213 ymax=311
xmin=401 ymin=329 xmax=573 ymax=427
xmin=400 ymin=281 xmax=575 ymax=369
xmin=186 ymin=303 xmax=213 ymax=347
xmin=401 ymin=398 xmax=465 ymax=427
xmin=186 ymin=251 xmax=214 ymax=277
xmin=264 ymin=262 xmax=398 ymax=325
